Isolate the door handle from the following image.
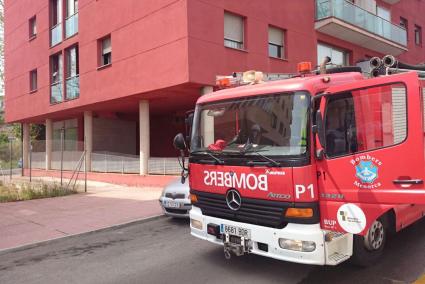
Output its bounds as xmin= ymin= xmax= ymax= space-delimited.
xmin=393 ymin=179 xmax=423 ymax=185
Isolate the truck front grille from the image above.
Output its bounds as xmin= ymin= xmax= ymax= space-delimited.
xmin=192 ymin=190 xmax=289 ymax=229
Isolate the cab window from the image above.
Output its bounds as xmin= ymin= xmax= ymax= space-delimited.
xmin=324 ymin=84 xmax=407 ymax=158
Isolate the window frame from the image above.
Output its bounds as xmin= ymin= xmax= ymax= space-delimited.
xmin=29 ymin=16 xmax=37 ymax=40
xmin=223 ymin=11 xmax=245 ymax=51
xmin=268 ymin=25 xmax=285 ymax=60
xmin=415 ymin=24 xmax=422 ymax=46
xmin=98 ymin=35 xmax=112 ymax=68
xmin=317 ymin=42 xmax=349 ymax=67
xmin=29 ymin=69 xmax=38 ymax=93
xmin=400 ymin=17 xmax=409 ymax=41
xmin=322 ymin=82 xmax=408 ymax=160
xmin=50 ymin=52 xmax=63 ymax=104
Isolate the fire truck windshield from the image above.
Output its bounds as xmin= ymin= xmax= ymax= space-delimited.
xmin=190 ymin=91 xmax=310 ymax=158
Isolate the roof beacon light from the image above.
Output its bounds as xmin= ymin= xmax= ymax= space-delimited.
xmin=242 ymin=70 xmax=264 ymax=84
xmin=298 ymin=62 xmax=312 ymax=74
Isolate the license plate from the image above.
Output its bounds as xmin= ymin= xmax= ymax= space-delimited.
xmin=220 ymin=224 xmax=251 ymax=238
xmin=163 ymin=201 xmax=180 ymax=208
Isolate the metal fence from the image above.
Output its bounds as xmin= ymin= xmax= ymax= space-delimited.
xmin=29 ymin=139 xmax=181 ymax=175
xmin=0 ymin=139 xmax=23 ymax=179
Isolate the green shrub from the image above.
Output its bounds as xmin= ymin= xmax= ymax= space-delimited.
xmin=0 ymin=181 xmax=78 ymax=203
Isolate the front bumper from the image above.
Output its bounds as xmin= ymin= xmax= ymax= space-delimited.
xmin=189 ymin=206 xmax=328 ymax=265
xmin=159 ymin=197 xmax=191 ymax=218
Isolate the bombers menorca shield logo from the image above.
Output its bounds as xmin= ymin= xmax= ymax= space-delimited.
xmin=226 ymin=189 xmax=242 ymax=211
xmin=355 ymin=161 xmax=378 ymax=184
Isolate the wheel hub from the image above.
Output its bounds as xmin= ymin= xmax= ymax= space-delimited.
xmin=364 ymin=220 xmax=384 ymax=251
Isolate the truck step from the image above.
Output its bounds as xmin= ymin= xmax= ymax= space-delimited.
xmin=327 ymin=252 xmax=350 ymax=265
xmin=324 ymin=232 xmax=353 ymax=265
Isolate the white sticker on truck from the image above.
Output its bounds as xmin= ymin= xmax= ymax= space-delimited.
xmin=337 ymin=203 xmax=366 ymax=234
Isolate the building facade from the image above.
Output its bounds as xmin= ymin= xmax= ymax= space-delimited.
xmin=4 ymin=0 xmax=425 ymax=174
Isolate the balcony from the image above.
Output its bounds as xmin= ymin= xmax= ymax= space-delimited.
xmin=66 ymin=76 xmax=79 ymax=100
xmin=315 ymin=0 xmax=407 ymax=55
xmin=65 ymin=13 xmax=78 ymax=38
xmin=50 ymin=23 xmax=62 ymax=46
xmin=50 ymin=81 xmax=63 ymax=104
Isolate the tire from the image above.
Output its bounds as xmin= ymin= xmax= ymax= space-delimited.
xmin=350 ymin=216 xmax=387 ymax=267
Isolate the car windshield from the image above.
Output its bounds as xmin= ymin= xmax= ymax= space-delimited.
xmin=191 ymin=91 xmax=310 ymax=157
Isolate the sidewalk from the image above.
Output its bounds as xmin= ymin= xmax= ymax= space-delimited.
xmin=0 ymin=178 xmax=170 ymax=251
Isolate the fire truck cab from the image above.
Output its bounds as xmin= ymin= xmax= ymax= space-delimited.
xmin=173 ymin=65 xmax=425 ymax=266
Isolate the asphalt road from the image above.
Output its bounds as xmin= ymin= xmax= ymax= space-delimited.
xmin=1 ymin=216 xmax=425 ymax=284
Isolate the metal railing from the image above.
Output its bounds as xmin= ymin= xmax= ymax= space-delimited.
xmin=316 ymin=0 xmax=407 ymax=46
xmin=30 ymin=142 xmax=181 ymax=175
xmin=50 ymin=81 xmax=63 ymax=104
xmin=66 ymin=76 xmax=79 ymax=100
xmin=65 ymin=13 xmax=78 ymax=38
xmin=92 ymin=151 xmax=140 ymax=174
xmin=50 ymin=23 xmax=62 ymax=46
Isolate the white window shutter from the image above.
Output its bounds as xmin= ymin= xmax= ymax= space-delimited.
xmin=224 ymin=12 xmax=243 ymax=42
xmin=269 ymin=26 xmax=283 ymax=45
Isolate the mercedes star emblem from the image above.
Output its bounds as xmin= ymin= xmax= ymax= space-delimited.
xmin=226 ymin=189 xmax=242 ymax=211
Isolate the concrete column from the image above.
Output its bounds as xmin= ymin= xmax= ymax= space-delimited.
xmin=22 ymin=123 xmax=30 ymax=169
xmin=139 ymin=100 xmax=150 ymax=175
xmin=200 ymin=86 xmax=214 ymax=146
xmin=84 ymin=111 xmax=93 ymax=171
xmin=45 ymin=119 xmax=53 ymax=170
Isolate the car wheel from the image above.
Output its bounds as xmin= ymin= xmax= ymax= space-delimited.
xmin=350 ymin=217 xmax=387 ymax=267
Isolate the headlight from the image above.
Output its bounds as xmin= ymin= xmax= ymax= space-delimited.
xmin=191 ymin=219 xmax=203 ymax=230
xmin=278 ymin=238 xmax=316 ymax=252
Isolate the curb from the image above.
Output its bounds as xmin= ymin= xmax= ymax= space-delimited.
xmin=0 ymin=214 xmax=165 ymax=256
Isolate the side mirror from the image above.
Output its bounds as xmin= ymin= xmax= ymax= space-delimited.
xmin=173 ymin=133 xmax=187 ymax=151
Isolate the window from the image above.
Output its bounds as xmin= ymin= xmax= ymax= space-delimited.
xmin=268 ymin=26 xmax=285 ymax=59
xmin=317 ymin=43 xmax=349 ymax=66
xmin=66 ymin=46 xmax=79 ymax=78
xmin=415 ymin=25 xmax=422 ymax=46
xmin=65 ymin=45 xmax=79 ymax=99
xmin=29 ymin=69 xmax=37 ymax=92
xmin=99 ymin=36 xmax=112 ymax=67
xmin=324 ymin=84 xmax=407 ymax=158
xmin=51 ymin=0 xmax=62 ymax=26
xmin=66 ymin=0 xmax=78 ymax=17
xmin=29 ymin=16 xmax=37 ymax=39
xmin=400 ymin=17 xmax=408 ymax=40
xmin=224 ymin=12 xmax=244 ymax=50
xmin=50 ymin=53 xmax=63 ymax=103
xmin=65 ymin=0 xmax=79 ymax=38
xmin=50 ymin=0 xmax=63 ymax=46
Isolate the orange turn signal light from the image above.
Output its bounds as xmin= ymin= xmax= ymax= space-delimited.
xmin=216 ymin=78 xmax=231 ymax=87
xmin=285 ymin=208 xmax=313 ymax=218
xmin=190 ymin=194 xmax=198 ymax=203
xmin=297 ymin=61 xmax=312 ymax=73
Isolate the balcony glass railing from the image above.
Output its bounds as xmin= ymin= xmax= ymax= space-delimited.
xmin=65 ymin=13 xmax=79 ymax=38
xmin=50 ymin=23 xmax=62 ymax=46
xmin=50 ymin=81 xmax=63 ymax=104
xmin=316 ymin=0 xmax=407 ymax=46
xmin=66 ymin=76 xmax=80 ymax=100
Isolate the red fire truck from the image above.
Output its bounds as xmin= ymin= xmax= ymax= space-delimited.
xmin=173 ymin=56 xmax=425 ymax=266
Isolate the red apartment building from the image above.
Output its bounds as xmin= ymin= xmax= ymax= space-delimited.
xmin=4 ymin=0 xmax=425 ymax=175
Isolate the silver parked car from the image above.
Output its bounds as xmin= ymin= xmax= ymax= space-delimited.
xmin=159 ymin=178 xmax=191 ymax=218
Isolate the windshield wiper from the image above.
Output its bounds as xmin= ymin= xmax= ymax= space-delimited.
xmin=240 ymin=142 xmax=281 ymax=167
xmin=191 ymin=150 xmax=224 ymax=165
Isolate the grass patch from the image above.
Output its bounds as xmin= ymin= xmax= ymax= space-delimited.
xmin=0 ymin=181 xmax=78 ymax=203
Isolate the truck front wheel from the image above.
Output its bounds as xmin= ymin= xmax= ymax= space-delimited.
xmin=350 ymin=217 xmax=387 ymax=267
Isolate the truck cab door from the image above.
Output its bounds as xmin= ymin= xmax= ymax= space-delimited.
xmin=314 ymin=72 xmax=425 ymax=234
